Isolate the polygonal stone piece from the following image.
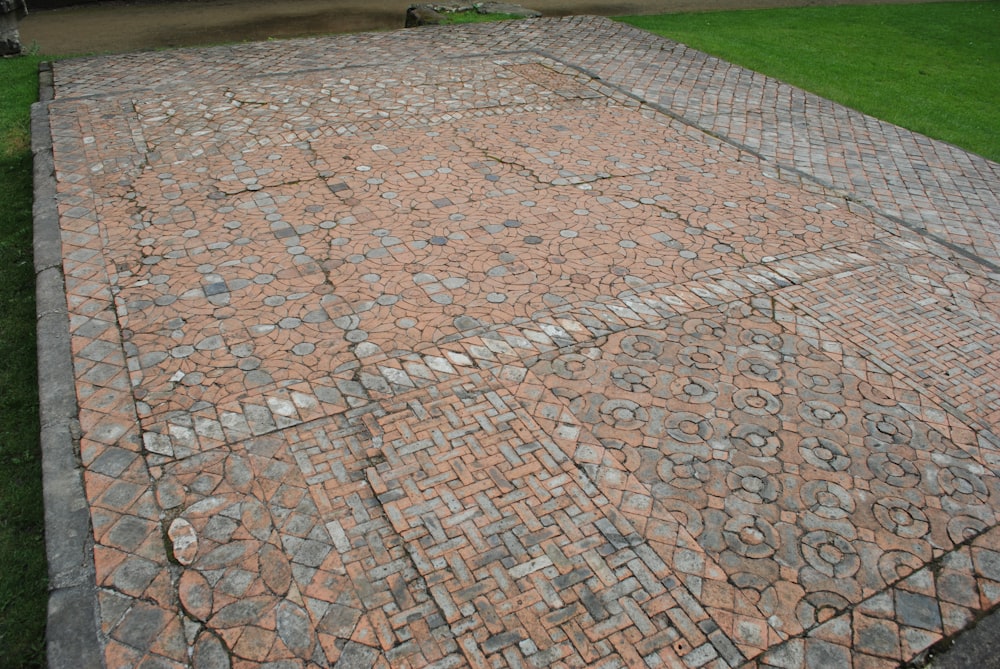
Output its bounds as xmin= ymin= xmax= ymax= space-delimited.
xmin=167 ymin=517 xmax=198 ymax=566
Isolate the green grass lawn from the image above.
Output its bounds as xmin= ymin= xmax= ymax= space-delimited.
xmin=0 ymin=54 xmax=49 ymax=669
xmin=618 ymin=1 xmax=1000 ymax=163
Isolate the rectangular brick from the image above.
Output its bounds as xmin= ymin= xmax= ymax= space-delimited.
xmin=665 ymin=607 xmax=707 ymax=649
xmin=586 ymin=612 xmax=632 ymax=642
xmin=621 ymin=596 xmax=657 ymax=636
xmin=482 ymin=630 xmax=523 ymax=654
xmin=454 ymin=579 xmax=497 ymax=605
xmin=429 ymin=585 xmax=461 ymax=623
xmin=635 ymin=626 xmax=681 ymax=657
xmin=579 ymin=583 xmax=609 ymax=622
xmin=469 ymin=547 xmax=510 ymax=571
xmin=508 ymin=554 xmax=553 ymax=580
xmin=609 ymin=630 xmax=647 ymax=666
xmin=458 ymin=634 xmax=491 ymax=669
xmin=543 ymin=602 xmax=581 ymax=628
xmin=553 ymin=566 xmax=591 ymax=591
xmin=565 ymin=619 xmax=600 ymax=664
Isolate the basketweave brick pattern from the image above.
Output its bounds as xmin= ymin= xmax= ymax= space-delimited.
xmin=151 ymin=373 xmax=763 ymax=667
xmin=42 ymin=15 xmax=1000 ymax=669
xmin=308 ymin=381 xmax=725 ymax=667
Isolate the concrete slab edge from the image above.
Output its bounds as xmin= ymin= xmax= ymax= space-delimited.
xmin=908 ymin=602 xmax=1000 ymax=668
xmin=32 ymin=61 xmax=105 ymax=669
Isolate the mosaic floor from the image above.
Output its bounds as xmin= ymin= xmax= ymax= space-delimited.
xmin=39 ymin=16 xmax=1000 ymax=669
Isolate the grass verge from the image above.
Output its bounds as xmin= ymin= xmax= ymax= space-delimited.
xmin=617 ymin=1 xmax=1000 ymax=163
xmin=0 ymin=54 xmax=48 ymax=669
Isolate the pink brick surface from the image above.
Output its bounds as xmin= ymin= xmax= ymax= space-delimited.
xmin=44 ymin=17 xmax=1000 ymax=668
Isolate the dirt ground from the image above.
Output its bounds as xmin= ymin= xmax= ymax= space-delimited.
xmin=17 ymin=0 xmax=953 ymax=56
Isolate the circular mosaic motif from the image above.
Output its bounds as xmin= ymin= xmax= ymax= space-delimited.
xmin=798 ymin=400 xmax=847 ymax=429
xmin=656 ymin=454 xmax=713 ymax=490
xmin=939 ymin=464 xmax=990 ymax=505
xmin=873 ymin=497 xmax=930 ymax=539
xmin=801 ymin=480 xmax=855 ymax=520
xmin=551 ymin=353 xmax=599 ymax=381
xmin=868 ymin=452 xmax=921 ymax=488
xmin=724 ymin=516 xmax=780 ymax=559
xmin=599 ymin=398 xmax=649 ymax=431
xmin=739 ymin=356 xmax=783 ymax=383
xmin=734 ymin=388 xmax=782 ymax=417
xmin=799 ymin=436 xmax=852 ymax=472
xmin=610 ymin=365 xmax=657 ymax=393
xmin=728 ymin=466 xmax=781 ymax=505
xmin=729 ymin=424 xmax=783 ymax=458
xmin=864 ymin=412 xmax=913 ymax=446
xmin=620 ymin=333 xmax=665 ymax=361
xmin=801 ymin=530 xmax=860 ymax=578
xmin=669 ymin=376 xmax=719 ymax=405
xmin=678 ymin=345 xmax=724 ymax=371
xmin=796 ymin=367 xmax=843 ymax=395
xmin=664 ymin=411 xmax=715 ymax=444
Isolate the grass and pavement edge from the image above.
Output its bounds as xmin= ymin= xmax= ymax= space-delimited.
xmin=1 ymin=3 xmax=997 ymax=666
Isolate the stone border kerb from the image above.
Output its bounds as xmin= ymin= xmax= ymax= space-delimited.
xmin=32 ymin=60 xmax=104 ymax=669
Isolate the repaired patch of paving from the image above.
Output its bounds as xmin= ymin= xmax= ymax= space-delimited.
xmin=36 ymin=16 xmax=1000 ymax=669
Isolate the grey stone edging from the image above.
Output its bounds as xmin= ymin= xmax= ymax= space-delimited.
xmin=32 ymin=61 xmax=105 ymax=669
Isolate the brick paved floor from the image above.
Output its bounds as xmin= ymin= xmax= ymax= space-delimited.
xmin=39 ymin=16 xmax=1000 ymax=669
